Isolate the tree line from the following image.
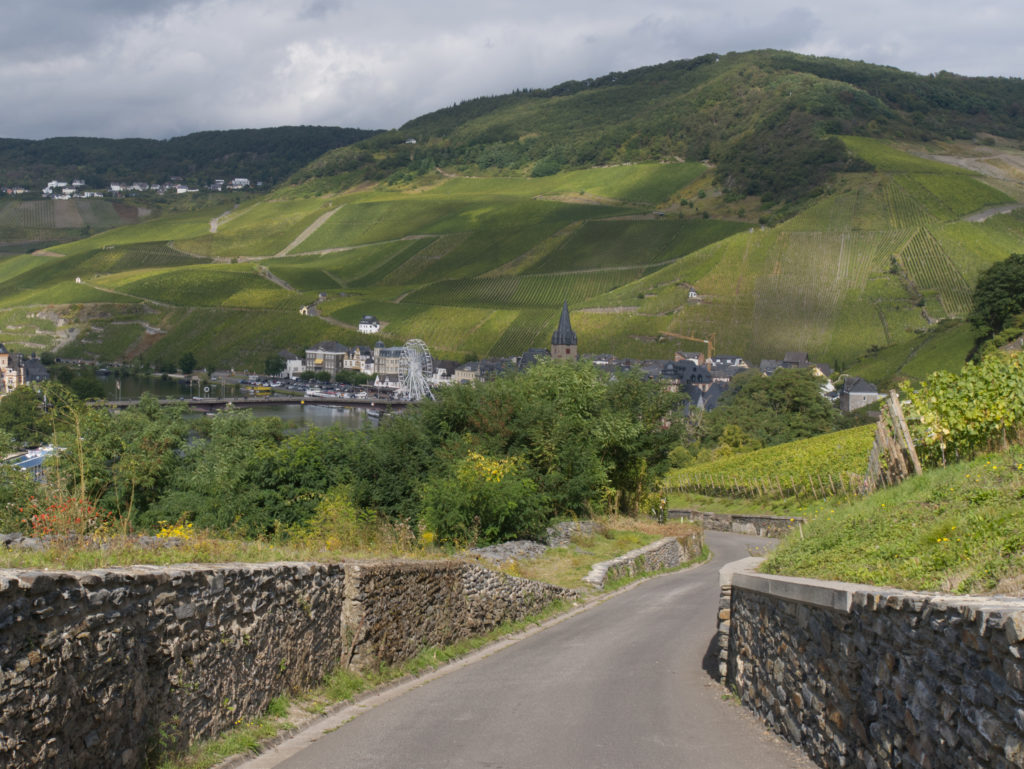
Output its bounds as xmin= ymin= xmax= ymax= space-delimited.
xmin=0 ymin=361 xmax=683 ymax=546
xmin=0 ymin=126 xmax=379 ymax=190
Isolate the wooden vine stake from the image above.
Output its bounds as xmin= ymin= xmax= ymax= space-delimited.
xmin=864 ymin=390 xmax=923 ymax=493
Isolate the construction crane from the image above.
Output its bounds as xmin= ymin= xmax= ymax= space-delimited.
xmin=660 ymin=331 xmax=716 ymax=368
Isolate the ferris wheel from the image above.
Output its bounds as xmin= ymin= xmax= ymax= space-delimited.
xmin=398 ymin=339 xmax=434 ymax=401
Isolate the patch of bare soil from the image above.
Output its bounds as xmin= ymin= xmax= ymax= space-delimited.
xmin=122 ymin=331 xmax=165 ymax=360
xmin=914 ymin=140 xmax=1024 ymax=191
xmin=993 ymin=574 xmax=1024 ymax=596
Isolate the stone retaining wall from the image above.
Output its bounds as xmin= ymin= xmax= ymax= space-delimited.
xmin=673 ymin=510 xmax=804 ymax=538
xmin=0 ymin=560 xmax=575 ymax=769
xmin=583 ymin=531 xmax=703 ymax=589
xmin=719 ymin=561 xmax=1024 ymax=769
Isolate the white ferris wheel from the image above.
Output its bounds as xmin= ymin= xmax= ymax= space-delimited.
xmin=398 ymin=339 xmax=434 ymax=401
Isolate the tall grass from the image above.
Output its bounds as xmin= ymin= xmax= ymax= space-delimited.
xmin=763 ymin=447 xmax=1024 ymax=593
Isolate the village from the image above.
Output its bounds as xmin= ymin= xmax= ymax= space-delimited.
xmin=0 ymin=302 xmax=883 ymax=414
xmin=282 ymin=304 xmax=883 ymax=413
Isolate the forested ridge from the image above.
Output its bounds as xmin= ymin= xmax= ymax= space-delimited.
xmin=0 ymin=126 xmax=380 ymax=189
xmin=297 ymin=50 xmax=1024 ymax=209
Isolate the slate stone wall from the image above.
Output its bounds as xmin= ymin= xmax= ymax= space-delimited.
xmin=720 ymin=564 xmax=1024 ymax=769
xmin=582 ymin=532 xmax=703 ymax=589
xmin=0 ymin=560 xmax=575 ymax=769
xmin=673 ymin=510 xmax=804 ymax=538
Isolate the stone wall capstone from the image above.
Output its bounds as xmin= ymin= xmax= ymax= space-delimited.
xmin=583 ymin=532 xmax=703 ymax=589
xmin=0 ymin=559 xmax=576 ymax=769
xmin=672 ymin=510 xmax=804 ymax=538
xmin=719 ymin=561 xmax=1024 ymax=769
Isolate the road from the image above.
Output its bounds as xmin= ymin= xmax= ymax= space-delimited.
xmin=238 ymin=532 xmax=814 ymax=769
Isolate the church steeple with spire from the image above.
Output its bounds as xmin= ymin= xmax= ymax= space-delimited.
xmin=550 ymin=301 xmax=578 ymax=361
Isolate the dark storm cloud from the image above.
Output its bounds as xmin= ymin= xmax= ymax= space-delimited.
xmin=0 ymin=1 xmax=1018 ymax=140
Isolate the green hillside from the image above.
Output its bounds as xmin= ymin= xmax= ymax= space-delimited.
xmin=297 ymin=50 xmax=1024 ymax=212
xmin=0 ymin=198 xmax=154 ymax=253
xmin=0 ymin=51 xmax=1022 ymax=376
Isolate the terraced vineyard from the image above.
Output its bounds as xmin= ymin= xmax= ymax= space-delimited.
xmin=78 ymin=242 xmax=211 ymax=274
xmin=884 ymin=178 xmax=938 ymax=229
xmin=896 ymin=228 xmax=973 ymax=316
xmin=0 ymin=199 xmax=149 ymax=247
xmin=405 ymin=269 xmax=640 ymax=308
xmin=0 ymin=138 xmax=1021 ymax=375
xmin=665 ymin=425 xmax=877 ymax=502
xmin=174 ymin=198 xmax=332 ymax=257
xmin=97 ymin=264 xmax=303 ymax=310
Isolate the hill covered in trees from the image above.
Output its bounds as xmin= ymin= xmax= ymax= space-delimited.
xmin=0 ymin=126 xmax=380 ymax=190
xmin=294 ymin=50 xmax=1024 ymax=215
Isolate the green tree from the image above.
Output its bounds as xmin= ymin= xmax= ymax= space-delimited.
xmin=55 ymin=393 xmax=190 ymax=524
xmin=0 ymin=386 xmax=51 ymax=447
xmin=420 ymin=449 xmax=544 ymax=545
xmin=968 ymin=253 xmax=1024 ymax=337
xmin=264 ymin=355 xmax=285 ymax=376
xmin=347 ymin=360 xmax=685 ymax=528
xmin=144 ymin=408 xmax=293 ymax=535
xmin=179 ymin=352 xmax=197 ymax=374
xmin=704 ymin=368 xmax=840 ymax=449
xmin=335 ymin=369 xmax=371 ymax=385
xmin=0 ymin=428 xmax=36 ymax=531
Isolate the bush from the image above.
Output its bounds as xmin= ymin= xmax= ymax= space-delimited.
xmin=420 ymin=451 xmax=545 ymax=546
xmin=904 ymin=351 xmax=1024 ymax=464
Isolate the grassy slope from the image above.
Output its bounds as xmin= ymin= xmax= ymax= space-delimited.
xmin=2 ymin=164 xmax=737 ymax=368
xmin=665 ymin=424 xmax=877 ymax=502
xmin=2 ymin=51 xmax=1023 ymax=374
xmin=599 ymin=138 xmax=1022 ymax=379
xmin=2 ymin=141 xmax=1021 ymax=373
xmin=763 ymin=447 xmax=1024 ymax=594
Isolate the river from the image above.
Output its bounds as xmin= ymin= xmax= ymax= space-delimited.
xmin=95 ymin=373 xmax=376 ymax=432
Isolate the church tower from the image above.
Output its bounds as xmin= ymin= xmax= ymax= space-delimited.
xmin=550 ymin=301 xmax=578 ymax=362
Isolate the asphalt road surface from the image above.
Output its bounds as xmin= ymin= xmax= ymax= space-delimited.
xmin=239 ymin=531 xmax=815 ymax=769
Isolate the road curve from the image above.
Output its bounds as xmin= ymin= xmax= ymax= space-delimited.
xmin=239 ymin=532 xmax=814 ymax=769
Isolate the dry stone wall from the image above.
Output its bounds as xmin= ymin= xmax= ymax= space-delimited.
xmin=674 ymin=510 xmax=804 ymax=538
xmin=583 ymin=533 xmax=703 ymax=589
xmin=0 ymin=560 xmax=575 ymax=769
xmin=720 ymin=562 xmax=1024 ymax=769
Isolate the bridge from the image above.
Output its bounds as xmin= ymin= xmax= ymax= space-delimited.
xmin=97 ymin=395 xmax=410 ymax=411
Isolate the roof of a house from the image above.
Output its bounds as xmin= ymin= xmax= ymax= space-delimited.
xmin=661 ymin=359 xmax=712 ymax=383
xmin=308 ymin=341 xmax=347 ymax=353
xmin=842 ymin=376 xmax=879 ymax=394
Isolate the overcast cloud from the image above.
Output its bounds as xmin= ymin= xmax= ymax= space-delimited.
xmin=2 ymin=0 xmax=1020 ymax=140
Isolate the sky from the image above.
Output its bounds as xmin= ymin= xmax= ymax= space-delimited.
xmin=2 ymin=0 xmax=1021 ymax=141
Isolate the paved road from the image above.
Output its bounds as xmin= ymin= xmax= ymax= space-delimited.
xmin=240 ymin=532 xmax=815 ymax=769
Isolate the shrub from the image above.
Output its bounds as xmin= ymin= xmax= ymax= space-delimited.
xmin=420 ymin=451 xmax=545 ymax=546
xmin=904 ymin=351 xmax=1024 ymax=464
